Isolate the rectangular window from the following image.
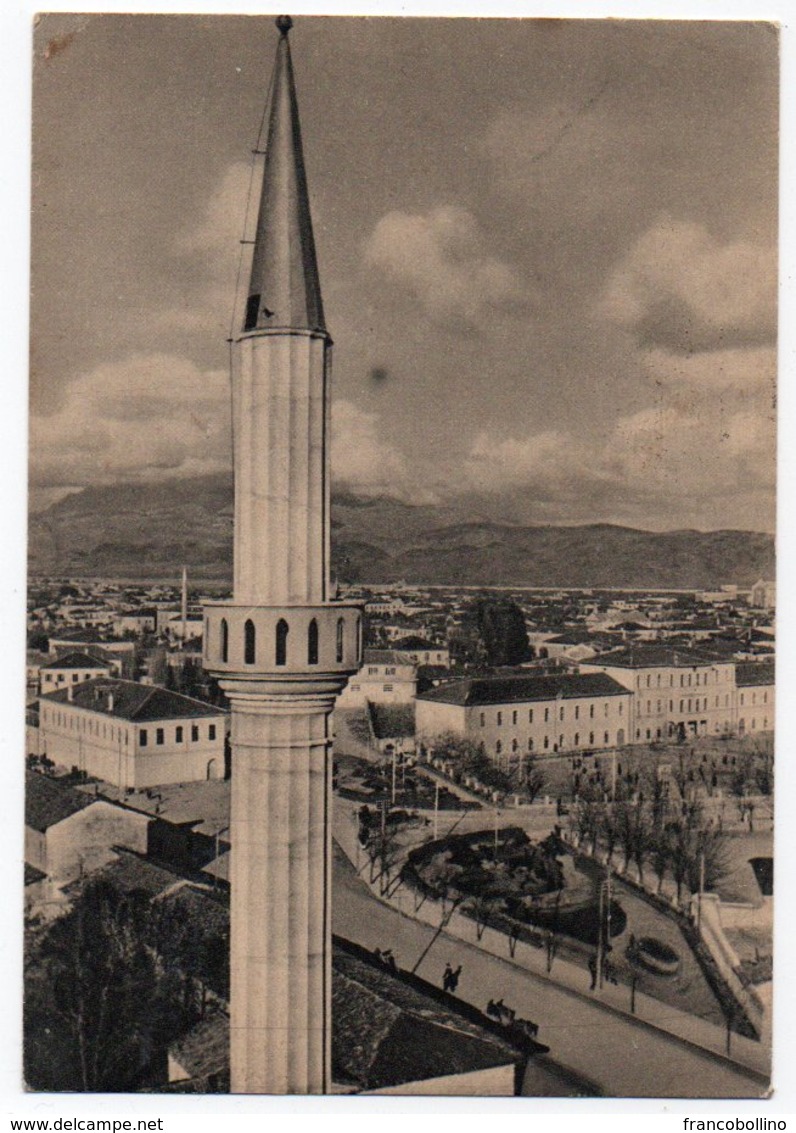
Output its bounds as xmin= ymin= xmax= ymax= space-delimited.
xmin=646 ymin=700 xmax=651 ymax=714
xmin=480 ymin=712 xmax=485 ymax=727
xmin=209 ymin=724 xmax=217 ymax=740
xmin=497 ymin=711 xmax=503 ymax=726
xmin=139 ymin=728 xmax=148 ymax=747
xmin=559 ymin=706 xmax=564 ymax=722
xmin=512 ymin=710 xmax=517 ymax=725
xmin=383 ymin=683 xmax=393 ymax=692
xmin=590 ymin=705 xmax=594 ymax=719
xmin=156 ymin=727 xmax=164 ymax=745
xmin=192 ymin=724 xmax=199 ymax=742
xmin=176 ymin=725 xmax=183 ymax=743
xmin=604 ymin=732 xmax=609 ymax=744
xmin=529 ymin=709 xmax=534 ymax=724
xmin=544 ymin=708 xmax=549 ymax=723
xmin=619 ymin=703 xmax=623 ymax=715
xmin=575 ymin=706 xmax=580 ymax=720
xmin=72 ymin=673 xmax=79 ymax=682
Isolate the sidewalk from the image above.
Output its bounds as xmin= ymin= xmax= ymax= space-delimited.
xmin=333 ymin=799 xmax=770 ymax=1082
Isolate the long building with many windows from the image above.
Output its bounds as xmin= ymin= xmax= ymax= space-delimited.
xmin=416 ymin=672 xmax=633 ymax=773
xmin=39 ymin=678 xmax=227 ymax=788
xmin=416 ymin=653 xmax=774 ymax=765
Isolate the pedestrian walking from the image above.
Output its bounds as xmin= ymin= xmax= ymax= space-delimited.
xmin=588 ymin=953 xmax=598 ymax=991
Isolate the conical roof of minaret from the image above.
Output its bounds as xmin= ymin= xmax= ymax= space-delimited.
xmin=244 ymin=16 xmax=326 ymax=336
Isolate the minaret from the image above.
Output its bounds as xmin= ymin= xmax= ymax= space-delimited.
xmin=203 ymin=16 xmax=361 ymax=1094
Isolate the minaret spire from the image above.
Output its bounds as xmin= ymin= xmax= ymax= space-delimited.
xmin=244 ymin=16 xmax=325 ymax=335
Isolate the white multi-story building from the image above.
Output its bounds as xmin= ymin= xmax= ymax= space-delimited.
xmin=580 ymin=646 xmax=771 ymax=741
xmin=336 ymin=648 xmax=416 ymax=707
xmin=38 ymin=678 xmax=226 ymax=788
xmin=416 ymin=672 xmax=633 ymax=771
xmin=39 ymin=649 xmax=116 ymax=695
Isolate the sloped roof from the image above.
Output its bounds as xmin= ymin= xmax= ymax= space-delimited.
xmin=165 ymin=938 xmax=526 ymax=1093
xmin=584 ymin=645 xmax=725 ymax=669
xmin=362 ymin=649 xmax=415 ymax=667
xmin=735 ymin=661 xmax=775 ymax=688
xmin=417 ymin=672 xmax=629 ymax=708
xmin=43 ymin=678 xmax=223 ymax=721
xmin=25 ymin=770 xmax=96 ymax=832
xmin=169 ymin=1012 xmax=230 ymax=1081
xmin=393 ymin=636 xmax=442 ymax=651
xmin=40 ymin=650 xmax=113 ymax=671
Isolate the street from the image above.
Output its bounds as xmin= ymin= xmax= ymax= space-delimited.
xmin=331 ymin=842 xmax=768 ymax=1099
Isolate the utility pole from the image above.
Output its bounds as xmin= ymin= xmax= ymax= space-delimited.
xmin=596 ymin=876 xmax=605 ymax=990
xmin=433 ymin=780 xmax=440 ymax=841
xmin=697 ymin=849 xmax=705 ymax=933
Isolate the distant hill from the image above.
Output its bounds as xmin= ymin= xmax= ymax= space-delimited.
xmin=28 ymin=474 xmax=775 ymax=589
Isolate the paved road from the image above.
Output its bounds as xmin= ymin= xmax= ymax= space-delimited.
xmin=331 ymin=843 xmax=768 ymax=1099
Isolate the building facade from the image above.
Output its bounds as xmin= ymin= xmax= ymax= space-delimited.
xmin=417 ymin=673 xmax=633 ymax=770
xmin=39 ymin=679 xmax=226 ymax=788
xmin=336 ymin=648 xmax=417 ymax=707
xmin=581 ymin=647 xmax=741 ymax=741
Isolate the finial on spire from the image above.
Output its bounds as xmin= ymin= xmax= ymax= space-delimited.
xmin=276 ymin=14 xmax=293 ymax=36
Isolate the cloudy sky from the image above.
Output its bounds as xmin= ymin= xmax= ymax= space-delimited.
xmin=30 ymin=15 xmax=778 ymax=531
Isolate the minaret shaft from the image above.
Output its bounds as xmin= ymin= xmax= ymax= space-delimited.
xmin=232 ymin=333 xmax=329 ymax=606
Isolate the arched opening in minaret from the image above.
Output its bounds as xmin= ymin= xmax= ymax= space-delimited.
xmin=308 ymin=619 xmax=319 ymax=665
xmin=244 ymin=293 xmax=261 ymax=332
xmin=276 ymin=619 xmax=289 ymax=666
xmin=336 ymin=617 xmax=345 ymax=663
xmin=244 ymin=618 xmax=256 ymax=665
xmin=220 ymin=618 xmax=229 ymax=663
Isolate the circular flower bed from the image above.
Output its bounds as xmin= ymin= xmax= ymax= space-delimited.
xmin=635 ymin=936 xmax=680 ymax=976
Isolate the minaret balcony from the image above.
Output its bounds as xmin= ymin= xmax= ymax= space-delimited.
xmin=203 ymin=601 xmax=362 ymax=678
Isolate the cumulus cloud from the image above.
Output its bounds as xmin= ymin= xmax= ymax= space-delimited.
xmin=451 ymin=388 xmax=775 ymax=529
xmin=331 ymin=400 xmax=412 ymax=496
xmin=460 ymin=429 xmax=577 ymax=494
xmin=363 ymin=205 xmax=528 ymax=328
xmin=30 ymin=349 xmax=413 ymax=504
xmin=30 ymin=353 xmax=231 ymax=488
xmin=601 ymin=216 xmax=776 ymax=354
xmin=155 ymin=161 xmax=254 ymax=335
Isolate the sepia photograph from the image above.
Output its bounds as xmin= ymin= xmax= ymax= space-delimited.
xmin=23 ymin=11 xmax=778 ymax=1100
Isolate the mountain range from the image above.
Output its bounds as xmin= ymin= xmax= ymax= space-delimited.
xmin=28 ymin=474 xmax=775 ymax=589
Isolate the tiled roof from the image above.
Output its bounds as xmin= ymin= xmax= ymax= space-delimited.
xmin=362 ymin=649 xmax=414 ymax=667
xmin=735 ymin=661 xmax=775 ymax=688
xmin=417 ymin=672 xmax=629 ymax=707
xmin=332 ymin=939 xmax=526 ymax=1091
xmin=42 ymin=678 xmax=224 ymax=722
xmin=584 ymin=645 xmax=725 ymax=669
xmin=169 ymin=1012 xmax=230 ymax=1080
xmin=25 ymin=770 xmax=96 ymax=832
xmin=40 ymin=650 xmax=113 ymax=671
xmin=393 ymin=636 xmax=441 ymax=651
